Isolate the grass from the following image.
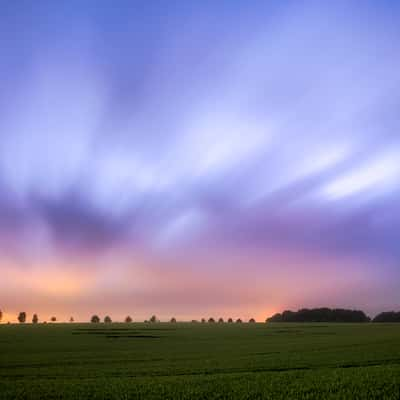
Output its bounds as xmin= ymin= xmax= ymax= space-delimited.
xmin=1 ymin=322 xmax=400 ymax=399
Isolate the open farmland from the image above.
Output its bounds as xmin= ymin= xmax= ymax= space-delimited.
xmin=1 ymin=323 xmax=400 ymax=399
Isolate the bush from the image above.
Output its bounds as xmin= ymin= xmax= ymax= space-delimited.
xmin=32 ymin=314 xmax=39 ymax=324
xmin=125 ymin=316 xmax=132 ymax=323
xmin=104 ymin=316 xmax=112 ymax=323
xmin=228 ymin=318 xmax=233 ymax=323
xmin=236 ymin=318 xmax=242 ymax=323
xmin=170 ymin=317 xmax=177 ymax=323
xmin=249 ymin=318 xmax=256 ymax=323
xmin=208 ymin=318 xmax=215 ymax=323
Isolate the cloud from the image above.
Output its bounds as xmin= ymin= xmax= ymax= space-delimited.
xmin=321 ymin=150 xmax=400 ymax=201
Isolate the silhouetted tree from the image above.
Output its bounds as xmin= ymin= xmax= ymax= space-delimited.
xmin=227 ymin=318 xmax=233 ymax=323
xmin=18 ymin=312 xmax=26 ymax=323
xmin=236 ymin=318 xmax=242 ymax=323
xmin=32 ymin=314 xmax=39 ymax=324
xmin=218 ymin=318 xmax=224 ymax=323
xmin=0 ymin=309 xmax=2 ymax=322
xmin=170 ymin=317 xmax=177 ymax=323
xmin=125 ymin=316 xmax=132 ymax=323
xmin=266 ymin=308 xmax=370 ymax=323
xmin=373 ymin=311 xmax=400 ymax=322
xmin=104 ymin=316 xmax=112 ymax=323
xmin=201 ymin=318 xmax=206 ymax=323
xmin=149 ymin=315 xmax=158 ymax=323
xmin=249 ymin=318 xmax=256 ymax=323
xmin=208 ymin=317 xmax=215 ymax=323
xmin=91 ymin=315 xmax=100 ymax=323
xmin=69 ymin=317 xmax=74 ymax=323
xmin=50 ymin=316 xmax=57 ymax=322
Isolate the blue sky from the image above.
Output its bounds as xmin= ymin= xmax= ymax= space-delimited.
xmin=0 ymin=1 xmax=399 ymax=321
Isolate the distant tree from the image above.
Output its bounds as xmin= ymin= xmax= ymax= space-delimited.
xmin=373 ymin=311 xmax=400 ymax=323
xmin=227 ymin=318 xmax=233 ymax=323
xmin=191 ymin=320 xmax=198 ymax=323
xmin=218 ymin=318 xmax=224 ymax=323
xmin=249 ymin=318 xmax=256 ymax=323
xmin=208 ymin=317 xmax=215 ymax=323
xmin=18 ymin=312 xmax=26 ymax=323
xmin=149 ymin=315 xmax=158 ymax=323
xmin=201 ymin=318 xmax=206 ymax=323
xmin=170 ymin=317 xmax=177 ymax=323
xmin=125 ymin=316 xmax=133 ymax=323
xmin=69 ymin=317 xmax=74 ymax=323
xmin=0 ymin=309 xmax=2 ymax=322
xmin=32 ymin=314 xmax=39 ymax=324
xmin=91 ymin=315 xmax=100 ymax=323
xmin=236 ymin=318 xmax=242 ymax=323
xmin=50 ymin=316 xmax=57 ymax=322
xmin=266 ymin=308 xmax=370 ymax=323
xmin=104 ymin=316 xmax=112 ymax=323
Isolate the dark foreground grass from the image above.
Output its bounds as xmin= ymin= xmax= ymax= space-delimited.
xmin=1 ymin=323 xmax=400 ymax=399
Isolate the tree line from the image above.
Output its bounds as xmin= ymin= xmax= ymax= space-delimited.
xmin=266 ymin=308 xmax=400 ymax=323
xmin=372 ymin=311 xmax=400 ymax=323
xmin=2 ymin=308 xmax=400 ymax=324
xmin=0 ymin=311 xmax=255 ymax=324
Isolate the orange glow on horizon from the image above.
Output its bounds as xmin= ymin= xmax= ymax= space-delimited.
xmin=0 ymin=246 xmax=380 ymax=323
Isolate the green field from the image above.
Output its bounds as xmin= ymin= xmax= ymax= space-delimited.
xmin=1 ymin=323 xmax=400 ymax=399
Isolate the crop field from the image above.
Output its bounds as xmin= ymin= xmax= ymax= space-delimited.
xmin=1 ymin=323 xmax=400 ymax=399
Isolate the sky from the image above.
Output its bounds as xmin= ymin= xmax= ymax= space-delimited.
xmin=0 ymin=1 xmax=399 ymax=322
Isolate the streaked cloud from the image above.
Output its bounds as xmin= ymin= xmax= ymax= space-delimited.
xmin=321 ymin=151 xmax=400 ymax=201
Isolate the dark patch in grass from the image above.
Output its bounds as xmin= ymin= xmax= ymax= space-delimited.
xmin=251 ymin=351 xmax=281 ymax=356
xmin=266 ymin=328 xmax=336 ymax=335
xmin=72 ymin=331 xmax=138 ymax=335
xmin=106 ymin=335 xmax=161 ymax=339
xmin=71 ymin=330 xmax=164 ymax=338
xmin=72 ymin=330 xmax=167 ymax=334
xmin=267 ymin=329 xmax=304 ymax=334
xmin=289 ymin=325 xmax=330 ymax=329
xmin=73 ymin=328 xmax=175 ymax=332
xmin=74 ymin=328 xmax=134 ymax=331
xmin=337 ymin=359 xmax=400 ymax=369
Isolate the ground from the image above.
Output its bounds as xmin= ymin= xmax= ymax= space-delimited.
xmin=1 ymin=322 xmax=400 ymax=399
